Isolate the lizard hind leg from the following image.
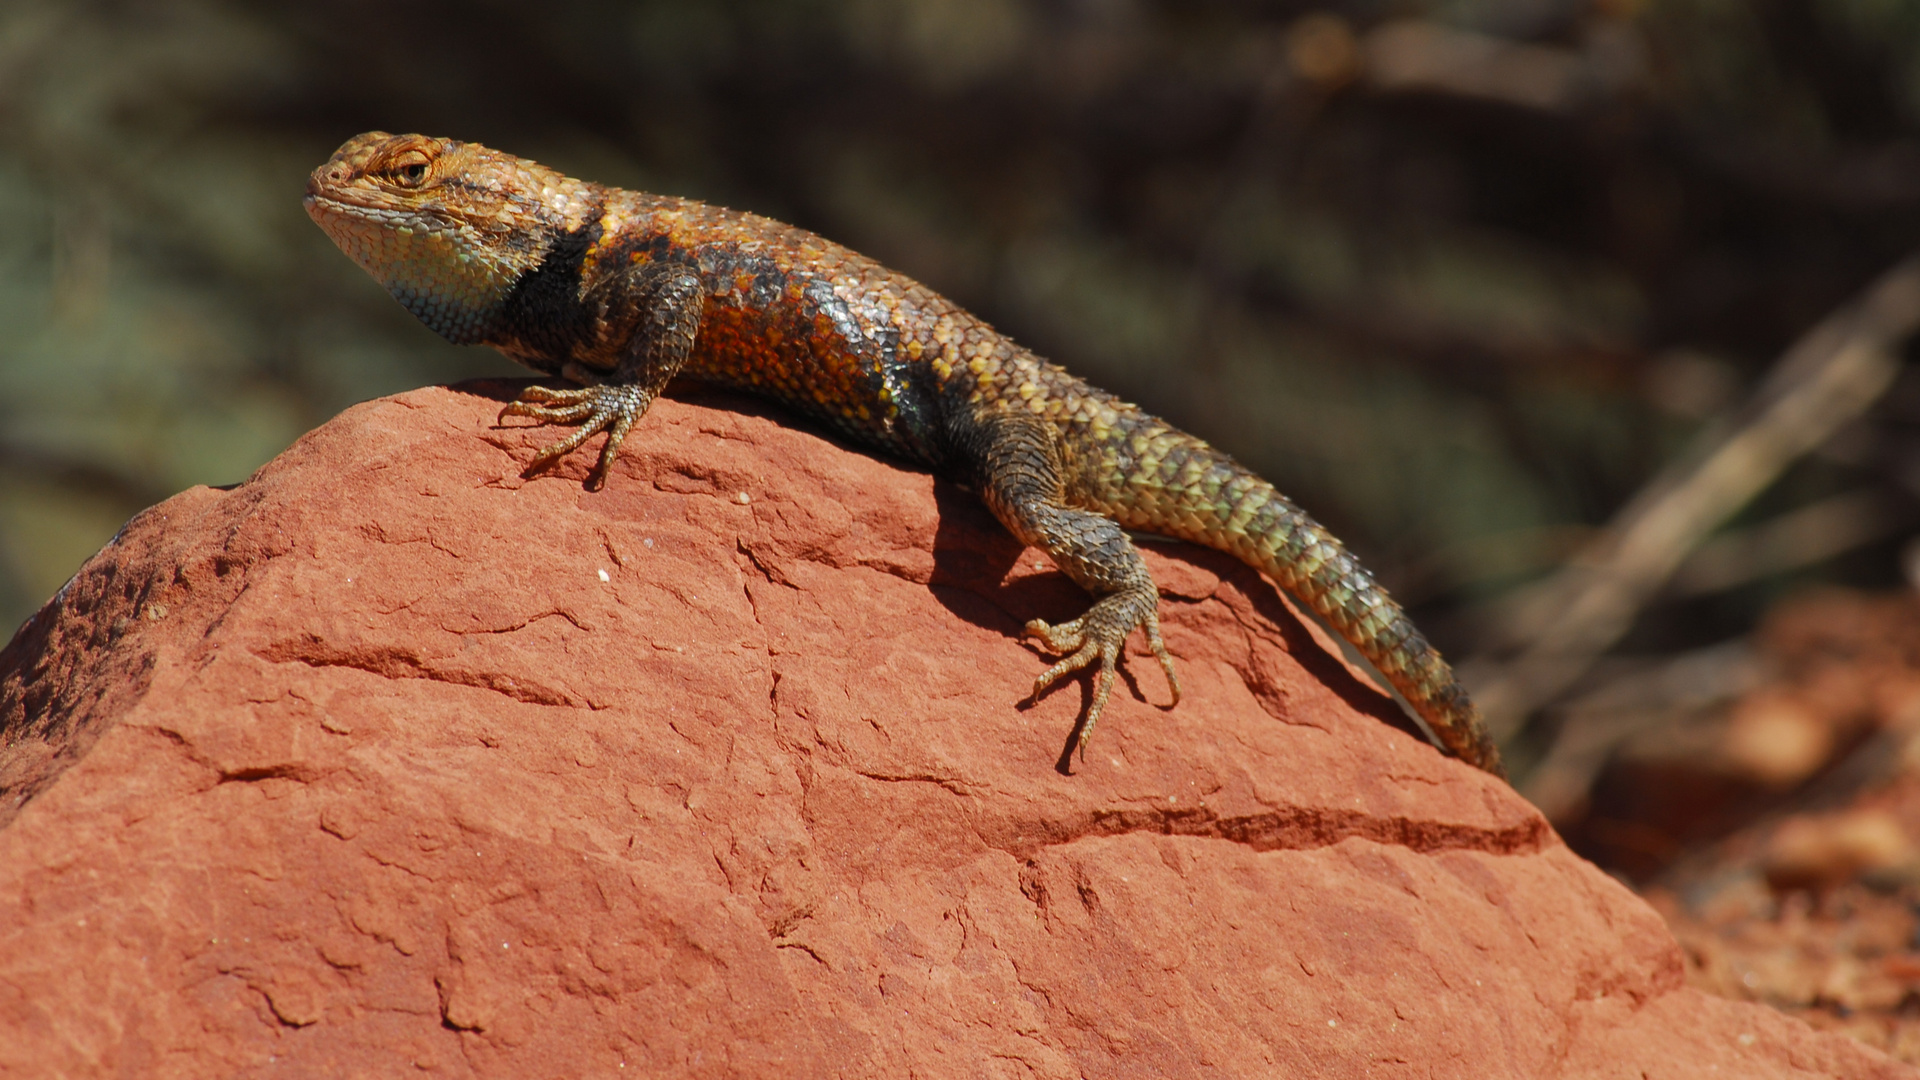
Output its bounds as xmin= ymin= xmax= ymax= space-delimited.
xmin=964 ymin=409 xmax=1181 ymax=757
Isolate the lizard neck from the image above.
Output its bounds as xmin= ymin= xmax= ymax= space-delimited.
xmin=486 ymin=191 xmax=709 ymax=375
xmin=482 ymin=198 xmax=613 ymax=371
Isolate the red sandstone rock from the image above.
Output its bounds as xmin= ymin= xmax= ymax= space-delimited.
xmin=0 ymin=382 xmax=1906 ymax=1078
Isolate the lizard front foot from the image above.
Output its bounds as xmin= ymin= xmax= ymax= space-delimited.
xmin=1025 ymin=586 xmax=1181 ymax=756
xmin=498 ymin=383 xmax=651 ymax=490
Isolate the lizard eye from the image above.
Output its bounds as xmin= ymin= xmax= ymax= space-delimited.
xmin=384 ymin=151 xmax=432 ymax=188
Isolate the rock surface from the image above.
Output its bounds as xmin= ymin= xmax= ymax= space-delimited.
xmin=0 ymin=381 xmax=1907 ymax=1079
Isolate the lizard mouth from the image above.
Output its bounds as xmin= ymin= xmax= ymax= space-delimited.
xmin=301 ymin=191 xmax=356 ymax=224
xmin=302 ymin=192 xmax=439 ymax=232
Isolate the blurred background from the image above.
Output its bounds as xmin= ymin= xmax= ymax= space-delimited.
xmin=9 ymin=0 xmax=1920 ymax=1056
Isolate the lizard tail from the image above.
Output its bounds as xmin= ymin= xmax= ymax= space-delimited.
xmin=1098 ymin=434 xmax=1505 ymax=777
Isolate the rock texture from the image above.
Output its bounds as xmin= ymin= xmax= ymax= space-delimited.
xmin=0 ymin=381 xmax=1907 ymax=1079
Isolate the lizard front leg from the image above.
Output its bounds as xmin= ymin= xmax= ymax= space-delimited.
xmin=500 ymin=268 xmax=706 ymax=489
xmin=964 ymin=409 xmax=1181 ymax=755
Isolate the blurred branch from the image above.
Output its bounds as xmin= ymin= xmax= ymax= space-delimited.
xmin=1669 ymin=488 xmax=1911 ymax=596
xmin=1361 ymin=19 xmax=1643 ymax=113
xmin=1522 ymin=640 xmax=1760 ymax=822
xmin=1471 ymin=253 xmax=1920 ymax=740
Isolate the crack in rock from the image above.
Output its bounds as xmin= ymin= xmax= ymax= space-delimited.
xmin=996 ymin=802 xmax=1550 ymax=861
xmin=257 ymin=637 xmax=579 ymax=707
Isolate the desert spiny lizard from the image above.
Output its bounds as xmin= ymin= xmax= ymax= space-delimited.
xmin=305 ymin=131 xmax=1504 ymax=777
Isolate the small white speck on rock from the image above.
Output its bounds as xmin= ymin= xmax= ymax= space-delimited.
xmin=597 ymin=568 xmax=610 ymax=582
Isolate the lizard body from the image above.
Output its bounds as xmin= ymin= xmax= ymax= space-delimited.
xmin=306 ymin=131 xmax=1503 ymax=776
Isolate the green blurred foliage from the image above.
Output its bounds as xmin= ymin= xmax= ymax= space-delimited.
xmin=2 ymin=0 xmax=1918 ymax=664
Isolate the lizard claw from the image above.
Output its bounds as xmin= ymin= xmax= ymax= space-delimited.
xmin=498 ymin=383 xmax=650 ymax=490
xmin=1023 ymin=590 xmax=1180 ymax=756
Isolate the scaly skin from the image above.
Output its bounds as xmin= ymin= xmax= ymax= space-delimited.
xmin=304 ymin=131 xmax=1504 ymax=777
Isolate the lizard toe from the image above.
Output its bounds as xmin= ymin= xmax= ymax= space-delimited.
xmin=500 ymin=384 xmax=598 ymax=421
xmin=1144 ymin=610 xmax=1181 ymax=707
xmin=511 ymin=384 xmax=592 ymax=405
xmin=1023 ymin=615 xmax=1086 ymax=654
xmin=1029 ymin=639 xmax=1098 ymax=701
xmin=500 ymin=400 xmax=596 ymax=425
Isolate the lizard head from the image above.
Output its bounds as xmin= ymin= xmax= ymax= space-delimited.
xmin=305 ymin=132 xmax=598 ymax=344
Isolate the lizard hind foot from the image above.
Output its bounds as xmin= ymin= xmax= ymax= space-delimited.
xmin=1023 ymin=591 xmax=1180 ymax=756
xmin=498 ymin=383 xmax=651 ymax=490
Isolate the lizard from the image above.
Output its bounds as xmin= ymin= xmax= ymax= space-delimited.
xmin=304 ymin=131 xmax=1505 ymax=777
